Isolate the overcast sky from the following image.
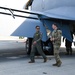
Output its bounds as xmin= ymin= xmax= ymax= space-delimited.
xmin=0 ymin=0 xmax=28 ymax=36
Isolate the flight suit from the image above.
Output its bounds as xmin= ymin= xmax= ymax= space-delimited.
xmin=51 ymin=29 xmax=62 ymax=67
xmin=30 ymin=31 xmax=47 ymax=62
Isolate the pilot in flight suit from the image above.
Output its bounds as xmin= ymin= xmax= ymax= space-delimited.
xmin=29 ymin=26 xmax=47 ymax=63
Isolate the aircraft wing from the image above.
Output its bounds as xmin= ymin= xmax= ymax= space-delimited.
xmin=11 ymin=19 xmax=48 ymax=42
xmin=0 ymin=6 xmax=74 ymax=41
xmin=39 ymin=6 xmax=75 ymax=42
xmin=41 ymin=6 xmax=75 ymax=21
xmin=0 ymin=6 xmax=48 ymax=41
xmin=1 ymin=6 xmax=75 ymax=21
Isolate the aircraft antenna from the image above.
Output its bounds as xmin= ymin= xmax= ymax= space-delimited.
xmin=8 ymin=8 xmax=15 ymax=19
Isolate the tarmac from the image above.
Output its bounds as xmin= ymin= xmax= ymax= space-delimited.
xmin=0 ymin=40 xmax=75 ymax=75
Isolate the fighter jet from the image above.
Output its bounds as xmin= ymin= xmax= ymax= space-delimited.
xmin=0 ymin=0 xmax=75 ymax=56
xmin=11 ymin=0 xmax=75 ymax=42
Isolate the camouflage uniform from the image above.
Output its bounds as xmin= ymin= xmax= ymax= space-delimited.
xmin=30 ymin=31 xmax=47 ymax=62
xmin=52 ymin=29 xmax=62 ymax=67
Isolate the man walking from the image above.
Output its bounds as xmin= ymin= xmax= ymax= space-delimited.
xmin=50 ymin=23 xmax=62 ymax=67
xmin=29 ymin=26 xmax=47 ymax=63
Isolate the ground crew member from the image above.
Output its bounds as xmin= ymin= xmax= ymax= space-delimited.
xmin=63 ymin=32 xmax=73 ymax=55
xmin=29 ymin=26 xmax=47 ymax=63
xmin=65 ymin=38 xmax=73 ymax=55
xmin=50 ymin=23 xmax=62 ymax=67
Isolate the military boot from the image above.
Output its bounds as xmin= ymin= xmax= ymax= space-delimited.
xmin=57 ymin=60 xmax=62 ymax=67
xmin=44 ymin=57 xmax=47 ymax=63
xmin=65 ymin=48 xmax=69 ymax=55
xmin=65 ymin=52 xmax=69 ymax=55
xmin=52 ymin=63 xmax=58 ymax=66
xmin=28 ymin=60 xmax=35 ymax=63
xmin=69 ymin=48 xmax=72 ymax=55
